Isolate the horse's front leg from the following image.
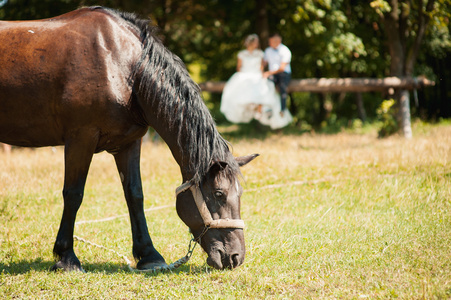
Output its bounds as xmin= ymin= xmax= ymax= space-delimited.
xmin=52 ymin=133 xmax=97 ymax=272
xmin=114 ymin=140 xmax=167 ymax=270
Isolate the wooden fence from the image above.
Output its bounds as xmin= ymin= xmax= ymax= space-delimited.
xmin=198 ymin=76 xmax=434 ymax=93
xmin=199 ymin=76 xmax=435 ymax=138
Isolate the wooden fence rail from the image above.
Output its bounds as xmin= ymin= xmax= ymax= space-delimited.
xmin=199 ymin=76 xmax=434 ymax=93
xmin=199 ymin=76 xmax=435 ymax=138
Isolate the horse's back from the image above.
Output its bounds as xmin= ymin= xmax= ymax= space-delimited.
xmin=0 ymin=8 xmax=143 ymax=148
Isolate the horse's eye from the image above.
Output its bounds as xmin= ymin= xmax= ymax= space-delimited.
xmin=214 ymin=190 xmax=224 ymax=198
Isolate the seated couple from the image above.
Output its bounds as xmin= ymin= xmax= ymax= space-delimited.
xmin=220 ymin=33 xmax=292 ymax=129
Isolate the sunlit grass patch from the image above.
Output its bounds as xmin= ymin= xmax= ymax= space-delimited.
xmin=1 ymin=122 xmax=450 ymax=298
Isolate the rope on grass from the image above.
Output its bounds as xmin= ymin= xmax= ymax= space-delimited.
xmin=245 ymin=177 xmax=335 ymax=192
xmin=72 ymin=175 xmax=401 ymax=272
xmin=73 ymin=235 xmax=197 ymax=273
xmin=245 ymin=174 xmax=398 ymax=192
xmin=71 ymin=177 xmax=353 ymax=272
xmin=75 ymin=204 xmax=173 ymax=225
xmin=73 ymin=180 xmax=320 ymax=227
xmin=74 ymin=204 xmax=195 ymax=273
xmin=75 ymin=177 xmax=358 ymax=226
xmin=73 ymin=235 xmax=133 ymax=269
xmin=73 ymin=177 xmax=379 ymax=271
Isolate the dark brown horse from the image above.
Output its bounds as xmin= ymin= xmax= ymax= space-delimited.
xmin=0 ymin=7 xmax=257 ymax=271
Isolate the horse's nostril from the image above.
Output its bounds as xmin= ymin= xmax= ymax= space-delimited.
xmin=218 ymin=249 xmax=226 ymax=261
xmin=208 ymin=248 xmax=244 ymax=269
xmin=231 ymin=253 xmax=241 ymax=268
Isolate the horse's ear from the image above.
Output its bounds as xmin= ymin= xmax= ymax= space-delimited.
xmin=236 ymin=154 xmax=259 ymax=167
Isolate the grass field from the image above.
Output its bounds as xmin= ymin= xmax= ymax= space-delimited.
xmin=1 ymin=122 xmax=450 ymax=299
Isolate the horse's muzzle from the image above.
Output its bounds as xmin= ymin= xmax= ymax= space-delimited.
xmin=206 ymin=247 xmax=244 ymax=269
xmin=202 ymin=229 xmax=245 ymax=270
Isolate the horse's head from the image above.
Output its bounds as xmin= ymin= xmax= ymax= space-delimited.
xmin=176 ymin=154 xmax=258 ymax=269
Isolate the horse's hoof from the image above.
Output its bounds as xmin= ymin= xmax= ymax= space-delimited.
xmin=138 ymin=261 xmax=168 ymax=271
xmin=51 ymin=261 xmax=86 ymax=273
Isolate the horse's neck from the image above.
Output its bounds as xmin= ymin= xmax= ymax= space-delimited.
xmin=130 ymin=41 xmax=218 ymax=182
xmin=147 ymin=115 xmax=193 ymax=181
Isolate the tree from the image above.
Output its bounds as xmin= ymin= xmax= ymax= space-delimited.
xmin=0 ymin=0 xmax=78 ymax=20
xmin=370 ymin=0 xmax=449 ymax=138
xmin=266 ymin=0 xmax=378 ymax=125
xmin=1 ymin=0 xmax=449 ymax=130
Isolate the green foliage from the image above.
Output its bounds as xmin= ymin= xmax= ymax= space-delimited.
xmin=377 ymin=99 xmax=399 ymax=137
xmin=424 ymin=8 xmax=451 ymax=59
xmin=287 ymin=1 xmax=369 ymax=77
xmin=0 ymin=0 xmax=77 ymax=20
xmin=1 ymin=0 xmax=450 ymax=124
xmin=370 ymin=0 xmax=392 ymax=16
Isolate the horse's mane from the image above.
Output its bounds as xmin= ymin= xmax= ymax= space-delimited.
xmin=93 ymin=7 xmax=239 ymax=183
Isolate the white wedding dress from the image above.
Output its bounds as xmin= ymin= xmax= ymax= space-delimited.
xmin=220 ymin=49 xmax=292 ymax=129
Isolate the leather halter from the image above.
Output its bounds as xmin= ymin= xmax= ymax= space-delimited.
xmin=175 ymin=180 xmax=245 ymax=229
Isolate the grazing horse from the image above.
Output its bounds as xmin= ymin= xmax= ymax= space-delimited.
xmin=0 ymin=7 xmax=258 ymax=271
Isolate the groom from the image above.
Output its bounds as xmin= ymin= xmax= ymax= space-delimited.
xmin=263 ymin=33 xmax=292 ymax=116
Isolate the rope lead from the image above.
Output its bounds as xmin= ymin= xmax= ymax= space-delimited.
xmin=74 ymin=233 xmax=199 ymax=273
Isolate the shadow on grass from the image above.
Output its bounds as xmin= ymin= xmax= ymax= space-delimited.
xmin=0 ymin=259 xmax=55 ymax=274
xmin=0 ymin=259 xmax=213 ymax=276
xmin=217 ymin=120 xmax=311 ymax=141
xmin=217 ymin=119 xmax=383 ymax=143
xmin=0 ymin=259 xmax=128 ymax=275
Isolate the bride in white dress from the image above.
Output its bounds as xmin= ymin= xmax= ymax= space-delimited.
xmin=220 ymin=34 xmax=292 ymax=129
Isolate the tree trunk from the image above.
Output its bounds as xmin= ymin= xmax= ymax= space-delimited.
xmin=399 ymin=89 xmax=412 ymax=138
xmin=314 ymin=93 xmax=327 ymax=128
xmin=255 ymin=0 xmax=269 ymax=50
xmin=288 ymin=93 xmax=298 ymax=118
xmin=381 ymin=0 xmax=435 ymax=138
xmin=356 ymin=93 xmax=366 ymax=122
xmin=382 ymin=0 xmax=410 ymax=137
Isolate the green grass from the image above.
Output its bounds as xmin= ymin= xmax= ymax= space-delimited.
xmin=1 ymin=122 xmax=451 ymax=299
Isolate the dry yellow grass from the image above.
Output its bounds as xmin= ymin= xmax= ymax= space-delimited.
xmin=1 ymin=122 xmax=450 ymax=299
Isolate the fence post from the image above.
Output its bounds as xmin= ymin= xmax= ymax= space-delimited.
xmin=399 ymin=89 xmax=413 ymax=139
